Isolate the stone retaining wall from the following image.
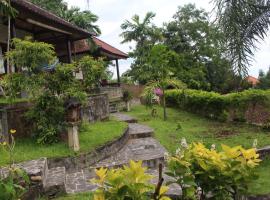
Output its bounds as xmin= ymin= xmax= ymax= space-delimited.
xmin=0 ymin=93 xmax=110 ymax=140
xmin=47 ymin=127 xmax=129 ymax=172
xmin=82 ymin=93 xmax=109 ymax=122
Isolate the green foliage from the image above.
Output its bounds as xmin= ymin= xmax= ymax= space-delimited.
xmin=0 ymin=0 xmax=17 ymax=18
xmin=78 ymin=56 xmax=106 ymax=90
xmin=0 ymin=73 xmax=27 ymax=99
xmin=26 ymin=91 xmax=65 ymax=144
xmin=30 ymin=0 xmax=101 ymax=35
xmin=4 ymin=39 xmax=86 ymax=144
xmin=92 ymin=160 xmax=171 ymax=200
xmin=214 ymin=0 xmax=270 ymax=76
xmin=122 ymin=90 xmax=133 ymax=102
xmin=167 ymin=142 xmax=261 ymax=199
xmin=165 ymin=89 xmax=270 ymax=121
xmin=6 ymin=38 xmax=56 ymax=73
xmin=257 ymin=68 xmax=270 ymax=90
xmin=0 ymin=167 xmax=30 ymax=200
xmin=0 ymin=130 xmax=30 ymax=200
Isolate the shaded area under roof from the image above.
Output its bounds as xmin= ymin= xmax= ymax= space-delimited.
xmin=10 ymin=0 xmax=93 ymax=41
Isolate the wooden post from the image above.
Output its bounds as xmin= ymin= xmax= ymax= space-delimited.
xmin=66 ymin=38 xmax=72 ymax=63
xmin=10 ymin=19 xmax=18 ymax=72
xmin=115 ymin=59 xmax=121 ymax=87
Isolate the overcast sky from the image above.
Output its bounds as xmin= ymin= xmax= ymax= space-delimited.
xmin=67 ymin=0 xmax=270 ymax=78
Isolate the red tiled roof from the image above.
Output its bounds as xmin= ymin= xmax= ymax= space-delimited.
xmin=74 ymin=37 xmax=128 ymax=59
xmin=93 ymin=37 xmax=128 ymax=59
xmin=246 ymin=76 xmax=259 ymax=86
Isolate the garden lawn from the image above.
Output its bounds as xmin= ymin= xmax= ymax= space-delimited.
xmin=128 ymin=105 xmax=270 ymax=195
xmin=0 ymin=119 xmax=127 ymax=166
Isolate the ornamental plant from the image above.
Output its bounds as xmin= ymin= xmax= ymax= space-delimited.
xmin=167 ymin=141 xmax=261 ymax=200
xmin=78 ymin=56 xmax=106 ymax=90
xmin=91 ymin=160 xmax=171 ymax=200
xmin=0 ymin=129 xmax=30 ymax=200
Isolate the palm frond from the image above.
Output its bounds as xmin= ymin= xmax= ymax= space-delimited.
xmin=214 ymin=0 xmax=270 ymax=77
xmin=0 ymin=0 xmax=17 ymax=18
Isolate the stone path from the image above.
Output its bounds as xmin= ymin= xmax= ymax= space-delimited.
xmin=111 ymin=112 xmax=138 ymax=123
xmin=0 ymin=113 xmax=181 ymax=198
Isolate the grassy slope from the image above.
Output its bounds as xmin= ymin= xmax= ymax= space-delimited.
xmin=0 ymin=120 xmax=127 ymax=166
xmin=128 ymin=105 xmax=270 ymax=195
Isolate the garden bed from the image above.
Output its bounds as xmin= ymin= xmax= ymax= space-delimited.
xmin=128 ymin=105 xmax=270 ymax=195
xmin=0 ymin=119 xmax=127 ymax=166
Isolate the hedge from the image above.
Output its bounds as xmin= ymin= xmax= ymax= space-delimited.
xmin=165 ymin=89 xmax=270 ymax=122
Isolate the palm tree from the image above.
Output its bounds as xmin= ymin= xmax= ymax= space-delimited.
xmin=214 ymin=0 xmax=270 ymax=77
xmin=120 ymin=12 xmax=161 ymax=47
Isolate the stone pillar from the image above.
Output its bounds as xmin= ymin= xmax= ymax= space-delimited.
xmin=67 ymin=122 xmax=80 ymax=152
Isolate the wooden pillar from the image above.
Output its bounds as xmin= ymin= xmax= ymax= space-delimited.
xmin=10 ymin=19 xmax=17 ymax=72
xmin=10 ymin=19 xmax=16 ymax=39
xmin=115 ymin=59 xmax=120 ymax=87
xmin=66 ymin=38 xmax=72 ymax=63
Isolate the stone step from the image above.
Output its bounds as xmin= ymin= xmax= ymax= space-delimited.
xmin=128 ymin=123 xmax=154 ymax=138
xmin=111 ymin=113 xmax=138 ymax=123
xmin=93 ymin=137 xmax=166 ymax=169
xmin=44 ymin=167 xmax=66 ymax=198
xmin=65 ymin=169 xmax=97 ymax=194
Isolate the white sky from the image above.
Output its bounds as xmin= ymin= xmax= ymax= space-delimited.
xmin=67 ymin=0 xmax=270 ymax=78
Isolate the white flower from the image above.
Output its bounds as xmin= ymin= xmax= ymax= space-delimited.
xmin=164 ymin=152 xmax=170 ymax=161
xmin=252 ymin=139 xmax=258 ymax=149
xmin=175 ymin=148 xmax=181 ymax=156
xmin=211 ymin=144 xmax=216 ymax=150
xmin=181 ymin=138 xmax=188 ymax=149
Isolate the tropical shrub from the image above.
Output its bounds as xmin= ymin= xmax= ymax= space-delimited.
xmin=167 ymin=141 xmax=261 ymax=200
xmin=6 ymin=37 xmax=56 ymax=73
xmin=165 ymin=89 xmax=270 ymax=121
xmin=91 ymin=160 xmax=171 ymax=200
xmin=3 ymin=39 xmax=87 ymax=144
xmin=78 ymin=56 xmax=106 ymax=90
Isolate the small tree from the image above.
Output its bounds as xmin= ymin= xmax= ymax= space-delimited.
xmin=143 ymin=44 xmax=186 ymax=120
xmin=78 ymin=56 xmax=106 ymax=90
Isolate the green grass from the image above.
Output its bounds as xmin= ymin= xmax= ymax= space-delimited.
xmin=52 ymin=192 xmax=93 ymax=200
xmin=128 ymin=105 xmax=270 ymax=195
xmin=128 ymin=105 xmax=270 ymax=153
xmin=0 ymin=119 xmax=127 ymax=166
xmin=249 ymin=158 xmax=270 ymax=195
xmin=0 ymin=98 xmax=29 ymax=105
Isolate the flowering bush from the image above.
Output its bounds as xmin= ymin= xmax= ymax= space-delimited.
xmin=91 ymin=160 xmax=171 ymax=200
xmin=167 ymin=141 xmax=261 ymax=200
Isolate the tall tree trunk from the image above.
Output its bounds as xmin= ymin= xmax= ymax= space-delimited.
xmin=6 ymin=0 xmax=11 ymax=73
xmin=162 ymin=87 xmax=167 ymax=121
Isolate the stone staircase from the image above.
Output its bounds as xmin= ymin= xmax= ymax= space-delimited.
xmin=0 ymin=113 xmax=180 ymax=199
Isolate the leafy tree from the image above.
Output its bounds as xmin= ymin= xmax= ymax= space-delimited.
xmin=214 ymin=0 xmax=270 ymax=77
xmin=121 ymin=12 xmax=162 ymax=84
xmin=163 ymin=4 xmax=232 ymax=91
xmin=257 ymin=68 xmax=270 ymax=89
xmin=78 ymin=56 xmax=106 ymax=90
xmin=142 ymin=44 xmax=186 ymax=120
